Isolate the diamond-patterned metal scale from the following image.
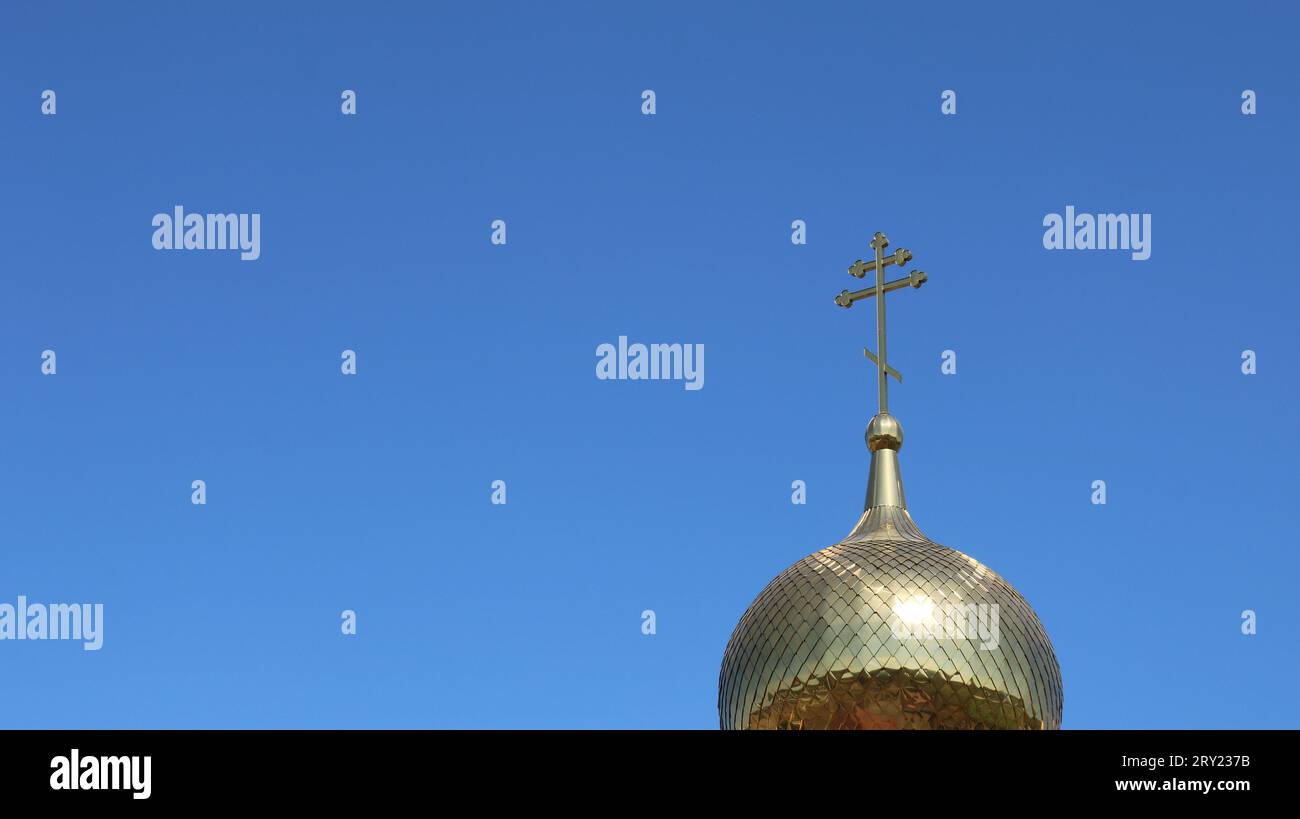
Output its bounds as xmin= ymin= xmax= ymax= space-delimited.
xmin=718 ymin=505 xmax=1063 ymax=729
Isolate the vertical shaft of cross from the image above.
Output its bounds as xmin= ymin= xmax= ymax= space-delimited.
xmin=874 ymin=238 xmax=888 ymax=414
xmin=835 ymin=232 xmax=927 ymax=421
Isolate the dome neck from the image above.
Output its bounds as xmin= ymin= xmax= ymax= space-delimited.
xmin=865 ymin=447 xmax=906 ymax=510
xmin=846 ymin=413 xmax=926 ymax=541
xmin=863 ymin=412 xmax=906 ymax=510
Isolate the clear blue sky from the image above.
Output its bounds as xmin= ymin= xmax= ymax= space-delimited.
xmin=1 ymin=2 xmax=1296 ymax=728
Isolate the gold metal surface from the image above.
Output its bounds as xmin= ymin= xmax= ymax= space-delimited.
xmin=718 ymin=505 xmax=1063 ymax=730
xmin=718 ymin=232 xmax=1063 ymax=730
xmin=835 ymin=269 xmax=927 ymax=309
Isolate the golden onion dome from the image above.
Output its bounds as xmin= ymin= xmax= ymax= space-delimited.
xmin=718 ymin=412 xmax=1063 ymax=729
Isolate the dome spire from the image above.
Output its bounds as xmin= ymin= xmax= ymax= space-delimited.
xmin=834 ymin=231 xmax=927 ymax=510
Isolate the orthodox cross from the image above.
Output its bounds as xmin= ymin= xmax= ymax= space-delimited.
xmin=834 ymin=232 xmax=927 ymax=414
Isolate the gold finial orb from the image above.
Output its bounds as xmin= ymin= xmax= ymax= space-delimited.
xmin=866 ymin=412 xmax=903 ymax=452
